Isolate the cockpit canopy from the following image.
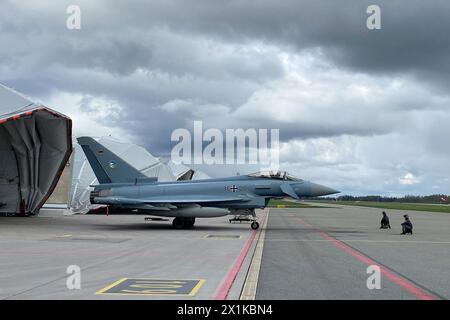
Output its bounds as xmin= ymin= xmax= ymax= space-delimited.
xmin=247 ymin=170 xmax=302 ymax=181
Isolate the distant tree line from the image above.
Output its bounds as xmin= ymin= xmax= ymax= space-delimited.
xmin=310 ymin=194 xmax=449 ymax=204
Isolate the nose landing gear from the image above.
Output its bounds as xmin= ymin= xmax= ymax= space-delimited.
xmin=229 ymin=208 xmax=260 ymax=230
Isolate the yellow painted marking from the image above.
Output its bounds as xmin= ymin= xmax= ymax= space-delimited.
xmin=122 ymin=289 xmax=178 ymax=294
xmin=130 ymin=283 xmax=184 ymax=289
xmin=189 ymin=279 xmax=206 ymax=296
xmin=96 ymin=278 xmax=206 ymax=296
xmin=95 ymin=278 xmax=128 ymax=294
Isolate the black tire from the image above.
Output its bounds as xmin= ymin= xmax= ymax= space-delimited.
xmin=251 ymin=221 xmax=259 ymax=230
xmin=185 ymin=218 xmax=195 ymax=229
xmin=172 ymin=218 xmax=185 ymax=229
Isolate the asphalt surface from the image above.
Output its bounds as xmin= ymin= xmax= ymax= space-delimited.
xmin=256 ymin=205 xmax=450 ymax=300
xmin=2 ymin=205 xmax=449 ymax=300
xmin=0 ymin=210 xmax=265 ymax=300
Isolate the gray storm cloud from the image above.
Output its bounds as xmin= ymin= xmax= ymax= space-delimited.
xmin=1 ymin=0 xmax=449 ymax=195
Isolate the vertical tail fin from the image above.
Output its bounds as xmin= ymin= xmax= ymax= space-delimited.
xmin=77 ymin=137 xmax=146 ymax=184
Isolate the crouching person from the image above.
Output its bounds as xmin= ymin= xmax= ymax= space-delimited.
xmin=380 ymin=211 xmax=391 ymax=229
xmin=401 ymin=214 xmax=413 ymax=235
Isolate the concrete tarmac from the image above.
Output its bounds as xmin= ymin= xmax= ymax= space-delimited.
xmin=0 ymin=211 xmax=266 ymax=300
xmin=2 ymin=205 xmax=449 ymax=300
xmin=256 ymin=205 xmax=450 ymax=300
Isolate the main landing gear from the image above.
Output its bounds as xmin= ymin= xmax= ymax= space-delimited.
xmin=172 ymin=217 xmax=195 ymax=229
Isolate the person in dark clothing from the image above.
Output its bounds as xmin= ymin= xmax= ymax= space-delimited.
xmin=401 ymin=214 xmax=413 ymax=235
xmin=380 ymin=211 xmax=391 ymax=229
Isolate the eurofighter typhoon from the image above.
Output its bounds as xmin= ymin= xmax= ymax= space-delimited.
xmin=78 ymin=137 xmax=339 ymax=229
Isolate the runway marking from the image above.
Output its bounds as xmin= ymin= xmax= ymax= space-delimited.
xmin=298 ymin=219 xmax=438 ymax=300
xmin=240 ymin=210 xmax=270 ymax=300
xmin=43 ymin=236 xmax=131 ymax=243
xmin=215 ymin=210 xmax=268 ymax=300
xmin=96 ymin=278 xmax=205 ymax=296
xmin=96 ymin=278 xmax=128 ymax=294
xmin=204 ymin=234 xmax=242 ymax=239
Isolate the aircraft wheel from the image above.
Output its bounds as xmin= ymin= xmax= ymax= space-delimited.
xmin=185 ymin=218 xmax=195 ymax=229
xmin=172 ymin=218 xmax=185 ymax=229
xmin=251 ymin=221 xmax=259 ymax=230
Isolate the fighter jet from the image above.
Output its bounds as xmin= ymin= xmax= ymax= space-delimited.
xmin=77 ymin=137 xmax=339 ymax=229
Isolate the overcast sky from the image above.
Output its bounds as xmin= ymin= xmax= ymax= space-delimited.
xmin=1 ymin=0 xmax=450 ymax=196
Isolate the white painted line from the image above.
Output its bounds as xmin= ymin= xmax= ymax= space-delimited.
xmin=240 ymin=210 xmax=270 ymax=300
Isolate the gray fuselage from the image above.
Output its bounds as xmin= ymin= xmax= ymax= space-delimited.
xmin=91 ymin=175 xmax=338 ymax=218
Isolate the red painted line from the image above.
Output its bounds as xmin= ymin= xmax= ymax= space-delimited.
xmin=215 ymin=212 xmax=267 ymax=300
xmin=298 ymin=219 xmax=437 ymax=300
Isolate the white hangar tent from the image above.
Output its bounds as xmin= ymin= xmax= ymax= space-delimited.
xmin=0 ymin=83 xmax=72 ymax=216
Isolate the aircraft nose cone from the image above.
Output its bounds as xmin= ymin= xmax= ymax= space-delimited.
xmin=309 ymin=183 xmax=340 ymax=197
